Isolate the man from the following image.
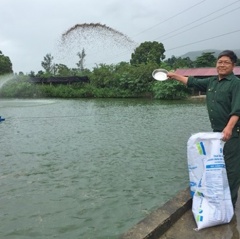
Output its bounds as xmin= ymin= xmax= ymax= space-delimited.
xmin=167 ymin=50 xmax=240 ymax=208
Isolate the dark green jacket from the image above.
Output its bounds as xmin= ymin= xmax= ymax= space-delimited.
xmin=187 ymin=72 xmax=240 ymax=132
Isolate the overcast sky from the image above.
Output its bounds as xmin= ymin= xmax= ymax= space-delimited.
xmin=1 ymin=0 xmax=240 ymax=73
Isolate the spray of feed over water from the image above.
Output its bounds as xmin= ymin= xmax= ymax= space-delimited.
xmin=56 ymin=23 xmax=138 ymax=68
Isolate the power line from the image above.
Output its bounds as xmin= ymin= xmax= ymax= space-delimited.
xmin=132 ymin=0 xmax=206 ymax=38
xmin=161 ymin=6 xmax=240 ymax=41
xmin=167 ymin=29 xmax=240 ymax=52
xmin=154 ymin=0 xmax=240 ymax=41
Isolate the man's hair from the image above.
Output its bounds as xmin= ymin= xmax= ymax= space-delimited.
xmin=217 ymin=50 xmax=238 ymax=63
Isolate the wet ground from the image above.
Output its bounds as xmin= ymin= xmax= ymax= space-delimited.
xmin=159 ymin=197 xmax=240 ymax=239
xmin=121 ymin=188 xmax=240 ymax=239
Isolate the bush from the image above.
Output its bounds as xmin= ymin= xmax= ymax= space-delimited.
xmin=152 ymin=80 xmax=191 ymax=99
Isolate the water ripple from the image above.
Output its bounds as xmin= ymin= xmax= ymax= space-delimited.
xmin=0 ymin=98 xmax=210 ymax=239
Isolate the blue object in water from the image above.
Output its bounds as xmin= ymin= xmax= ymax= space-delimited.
xmin=0 ymin=116 xmax=5 ymax=122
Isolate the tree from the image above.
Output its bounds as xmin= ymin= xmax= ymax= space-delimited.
xmin=0 ymin=50 xmax=13 ymax=75
xmin=130 ymin=41 xmax=165 ymax=65
xmin=28 ymin=71 xmax=35 ymax=77
xmin=76 ymin=48 xmax=86 ymax=71
xmin=55 ymin=64 xmax=70 ymax=76
xmin=41 ymin=53 xmax=55 ymax=74
xmin=90 ymin=64 xmax=116 ymax=88
xmin=194 ymin=52 xmax=216 ymax=67
xmin=236 ymin=58 xmax=240 ymax=66
xmin=36 ymin=70 xmax=44 ymax=77
xmin=165 ymin=56 xmax=193 ymax=69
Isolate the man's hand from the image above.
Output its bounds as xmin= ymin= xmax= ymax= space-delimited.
xmin=222 ymin=115 xmax=239 ymax=141
xmin=222 ymin=126 xmax=232 ymax=141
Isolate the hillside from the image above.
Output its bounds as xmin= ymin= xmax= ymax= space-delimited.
xmin=180 ymin=49 xmax=240 ymax=60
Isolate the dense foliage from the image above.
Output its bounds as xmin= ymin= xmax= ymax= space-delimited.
xmin=1 ymin=44 xmax=238 ymax=100
xmin=0 ymin=51 xmax=13 ymax=75
xmin=194 ymin=52 xmax=216 ymax=67
xmin=130 ymin=41 xmax=165 ymax=65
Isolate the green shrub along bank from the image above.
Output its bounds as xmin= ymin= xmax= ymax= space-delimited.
xmin=0 ymin=77 xmax=191 ymax=100
xmin=0 ymin=65 xmax=191 ymax=100
xmin=0 ymin=78 xmax=154 ymax=99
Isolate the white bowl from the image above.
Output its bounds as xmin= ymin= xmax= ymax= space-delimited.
xmin=152 ymin=69 xmax=168 ymax=81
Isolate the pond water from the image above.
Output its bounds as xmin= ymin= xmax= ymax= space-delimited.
xmin=0 ymin=98 xmax=210 ymax=239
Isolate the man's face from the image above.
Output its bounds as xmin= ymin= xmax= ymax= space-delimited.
xmin=216 ymin=56 xmax=235 ymax=77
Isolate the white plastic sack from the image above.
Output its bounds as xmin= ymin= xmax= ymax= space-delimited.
xmin=187 ymin=132 xmax=234 ymax=230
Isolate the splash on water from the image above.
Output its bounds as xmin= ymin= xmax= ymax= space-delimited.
xmin=0 ymin=74 xmax=14 ymax=89
xmin=56 ymin=23 xmax=138 ymax=68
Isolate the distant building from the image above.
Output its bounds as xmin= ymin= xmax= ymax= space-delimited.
xmin=175 ymin=66 xmax=240 ymax=96
xmin=29 ymin=76 xmax=90 ymax=85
